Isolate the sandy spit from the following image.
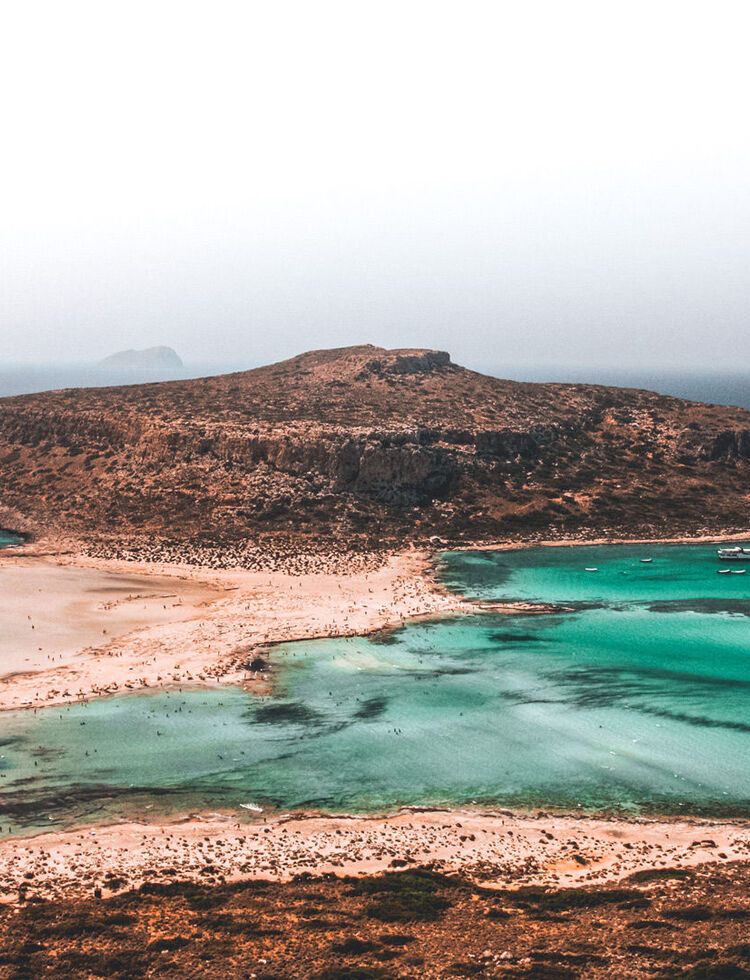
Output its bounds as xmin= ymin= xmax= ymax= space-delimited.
xmin=0 ymin=545 xmax=477 ymax=712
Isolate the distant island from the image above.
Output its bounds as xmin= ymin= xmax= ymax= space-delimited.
xmin=97 ymin=346 xmax=183 ymax=370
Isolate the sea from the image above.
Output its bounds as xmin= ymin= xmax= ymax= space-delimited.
xmin=2 ymin=542 xmax=750 ymax=833
xmin=473 ymin=365 xmax=750 ymax=411
xmin=0 ymin=362 xmax=251 ymax=398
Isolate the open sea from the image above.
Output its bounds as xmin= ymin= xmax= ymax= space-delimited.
xmin=0 ymin=362 xmax=251 ymax=398
xmin=2 ymin=542 xmax=750 ymax=833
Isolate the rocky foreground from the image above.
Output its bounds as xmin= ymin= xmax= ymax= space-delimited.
xmin=2 ymin=345 xmax=750 ymax=563
xmin=3 ymin=858 xmax=750 ymax=978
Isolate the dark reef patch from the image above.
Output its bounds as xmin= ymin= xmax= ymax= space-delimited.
xmin=354 ymin=697 xmax=389 ymax=720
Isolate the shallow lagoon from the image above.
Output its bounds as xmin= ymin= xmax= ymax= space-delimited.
xmin=0 ymin=530 xmax=21 ymax=548
xmin=2 ymin=543 xmax=750 ymax=831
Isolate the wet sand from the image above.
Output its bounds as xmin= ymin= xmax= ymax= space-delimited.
xmin=1 ymin=807 xmax=748 ymax=902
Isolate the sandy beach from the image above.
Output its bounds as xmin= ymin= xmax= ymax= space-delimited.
xmin=1 ymin=807 xmax=748 ymax=903
xmin=0 ymin=544 xmax=473 ymax=712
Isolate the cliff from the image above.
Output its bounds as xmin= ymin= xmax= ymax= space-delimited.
xmin=1 ymin=344 xmax=749 ymax=558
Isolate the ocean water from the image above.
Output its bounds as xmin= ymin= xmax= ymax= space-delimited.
xmin=0 ymin=362 xmax=252 ymax=398
xmin=0 ymin=530 xmax=21 ymax=548
xmin=2 ymin=543 xmax=750 ymax=832
xmin=438 ymin=542 xmax=750 ymax=606
xmin=477 ymin=365 xmax=750 ymax=411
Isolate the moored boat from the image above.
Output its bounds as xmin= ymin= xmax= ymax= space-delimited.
xmin=717 ymin=546 xmax=750 ymax=561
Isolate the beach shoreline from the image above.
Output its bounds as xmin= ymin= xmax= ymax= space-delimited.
xmin=1 ymin=805 xmax=748 ymax=903
xmin=2 ymin=528 xmax=747 ymax=713
xmin=0 ymin=541 xmax=476 ymax=713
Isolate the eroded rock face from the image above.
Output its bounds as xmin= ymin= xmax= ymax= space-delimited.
xmin=675 ymin=427 xmax=750 ymax=461
xmin=2 ymin=344 xmax=750 ymax=552
xmin=474 ymin=428 xmax=557 ymax=460
xmin=355 ymin=350 xmax=452 ymax=379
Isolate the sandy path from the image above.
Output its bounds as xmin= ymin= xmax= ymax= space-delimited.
xmin=2 ymin=807 xmax=748 ymax=902
xmin=0 ymin=548 xmax=473 ymax=711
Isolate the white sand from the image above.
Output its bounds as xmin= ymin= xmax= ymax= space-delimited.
xmin=2 ymin=807 xmax=748 ymax=902
xmin=0 ymin=548 xmax=471 ymax=711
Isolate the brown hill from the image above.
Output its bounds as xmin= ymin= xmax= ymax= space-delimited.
xmin=1 ymin=344 xmax=749 ymax=560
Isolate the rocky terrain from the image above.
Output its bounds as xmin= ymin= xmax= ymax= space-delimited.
xmin=2 ymin=862 xmax=750 ymax=978
xmin=1 ymin=344 xmax=750 ymax=560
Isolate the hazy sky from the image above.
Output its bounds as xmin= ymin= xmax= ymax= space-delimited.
xmin=2 ymin=1 xmax=749 ymax=369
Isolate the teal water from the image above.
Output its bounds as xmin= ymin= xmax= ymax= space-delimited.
xmin=2 ymin=543 xmax=750 ymax=832
xmin=439 ymin=542 xmax=750 ymax=606
xmin=0 ymin=530 xmax=21 ymax=548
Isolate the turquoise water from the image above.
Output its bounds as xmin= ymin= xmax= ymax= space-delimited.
xmin=439 ymin=542 xmax=750 ymax=606
xmin=2 ymin=543 xmax=750 ymax=831
xmin=0 ymin=530 xmax=21 ymax=548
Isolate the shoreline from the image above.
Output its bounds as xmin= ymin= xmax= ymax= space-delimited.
xmin=0 ymin=544 xmax=474 ymax=713
xmin=2 ymin=804 xmax=749 ymax=903
xmin=2 ymin=528 xmax=745 ymax=714
xmin=444 ymin=528 xmax=750 ymax=553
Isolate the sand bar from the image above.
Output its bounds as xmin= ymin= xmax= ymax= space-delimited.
xmin=0 ymin=547 xmax=473 ymax=711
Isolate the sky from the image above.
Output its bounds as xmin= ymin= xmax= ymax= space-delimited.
xmin=2 ymin=0 xmax=750 ymax=370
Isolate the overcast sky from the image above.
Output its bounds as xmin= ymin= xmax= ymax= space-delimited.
xmin=2 ymin=1 xmax=749 ymax=369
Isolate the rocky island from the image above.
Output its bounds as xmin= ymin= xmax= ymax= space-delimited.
xmin=96 ymin=345 xmax=184 ymax=371
xmin=1 ymin=344 xmax=749 ymax=564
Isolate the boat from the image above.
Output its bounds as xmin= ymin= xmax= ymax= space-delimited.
xmin=717 ymin=546 xmax=750 ymax=561
xmin=731 ymin=569 xmax=747 ymax=575
xmin=585 ymin=567 xmax=598 ymax=572
xmin=640 ymin=558 xmax=653 ymax=563
xmin=718 ymin=569 xmax=732 ymax=574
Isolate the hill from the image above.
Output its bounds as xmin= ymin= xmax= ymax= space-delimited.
xmin=97 ymin=346 xmax=183 ymax=370
xmin=1 ymin=344 xmax=749 ymax=561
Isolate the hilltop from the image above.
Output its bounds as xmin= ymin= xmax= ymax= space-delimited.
xmin=1 ymin=344 xmax=750 ymax=561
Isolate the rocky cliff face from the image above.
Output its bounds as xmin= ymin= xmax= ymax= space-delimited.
xmin=1 ymin=344 xmax=750 ymax=556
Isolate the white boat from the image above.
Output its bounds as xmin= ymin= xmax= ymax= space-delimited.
xmin=585 ymin=567 xmax=598 ymax=572
xmin=718 ymin=569 xmax=732 ymax=574
xmin=717 ymin=546 xmax=750 ymax=561
xmin=640 ymin=558 xmax=653 ymax=563
xmin=731 ymin=569 xmax=747 ymax=575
